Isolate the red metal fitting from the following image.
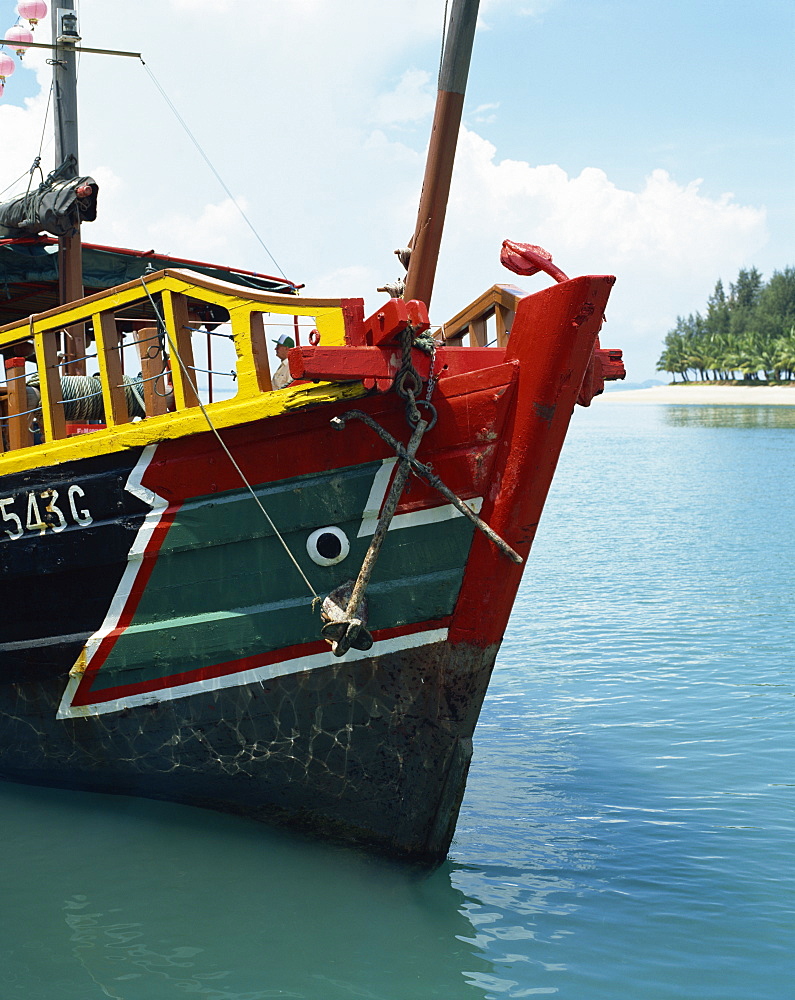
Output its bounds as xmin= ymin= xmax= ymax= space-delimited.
xmin=361 ymin=298 xmax=430 ymax=346
xmin=577 ymin=344 xmax=625 ymax=407
xmin=598 ymin=348 xmax=625 ymax=382
xmin=500 ymin=240 xmax=570 ymax=284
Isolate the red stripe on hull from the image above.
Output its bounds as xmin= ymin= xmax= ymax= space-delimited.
xmin=72 ymin=617 xmax=454 ymax=707
xmin=139 ymin=364 xmax=517 ymax=505
xmin=81 ymin=502 xmax=183 ymax=670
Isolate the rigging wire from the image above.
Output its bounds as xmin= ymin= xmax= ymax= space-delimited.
xmin=138 ymin=277 xmax=319 ymax=601
xmin=438 ymin=0 xmax=450 ymax=84
xmin=0 ymin=171 xmax=28 ymax=199
xmin=0 ymin=66 xmax=54 ymax=201
xmin=24 ymin=82 xmax=54 ymax=198
xmin=37 ymin=83 xmax=54 ymax=160
xmin=139 ymin=58 xmax=289 ymax=282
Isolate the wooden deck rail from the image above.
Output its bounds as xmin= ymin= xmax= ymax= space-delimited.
xmin=0 ymin=273 xmax=533 ymax=460
xmin=439 ymin=283 xmax=527 ymax=347
xmin=0 ymin=268 xmax=352 ymax=454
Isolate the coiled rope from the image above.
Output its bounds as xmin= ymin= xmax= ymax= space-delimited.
xmin=25 ymin=374 xmax=147 ymax=422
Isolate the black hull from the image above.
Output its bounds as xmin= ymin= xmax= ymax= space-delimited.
xmin=0 ymin=637 xmax=497 ymax=859
xmin=0 ymin=448 xmax=150 ymax=680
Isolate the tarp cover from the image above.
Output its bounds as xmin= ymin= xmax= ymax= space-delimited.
xmin=0 ymin=175 xmax=99 ymax=238
xmin=0 ymin=238 xmax=298 ymax=326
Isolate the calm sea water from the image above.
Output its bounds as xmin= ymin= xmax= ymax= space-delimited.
xmin=2 ymin=402 xmax=793 ymax=1000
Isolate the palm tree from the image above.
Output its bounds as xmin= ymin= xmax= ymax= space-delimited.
xmin=659 ymin=268 xmax=795 ymax=382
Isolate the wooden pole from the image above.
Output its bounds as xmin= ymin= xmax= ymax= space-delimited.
xmin=51 ymin=0 xmax=86 ymax=375
xmin=403 ymin=0 xmax=480 ymax=308
xmin=4 ymin=357 xmax=34 ymax=450
xmin=135 ymin=327 xmax=169 ymax=418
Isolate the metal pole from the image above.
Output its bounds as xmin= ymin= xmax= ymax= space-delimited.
xmin=403 ymin=0 xmax=480 ymax=308
xmin=51 ymin=1 xmax=86 ymax=374
xmin=1 ymin=37 xmax=141 ymax=58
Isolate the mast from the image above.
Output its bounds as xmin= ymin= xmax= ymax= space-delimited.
xmin=51 ymin=1 xmax=85 ymax=373
xmin=403 ymin=0 xmax=479 ymax=308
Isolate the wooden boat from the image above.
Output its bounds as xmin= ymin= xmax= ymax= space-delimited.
xmin=0 ymin=1 xmax=622 ymax=859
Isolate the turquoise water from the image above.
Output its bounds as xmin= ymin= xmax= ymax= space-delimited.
xmin=2 ymin=402 xmax=793 ymax=999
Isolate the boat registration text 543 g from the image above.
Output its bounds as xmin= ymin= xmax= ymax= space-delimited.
xmin=0 ymin=486 xmax=93 ymax=539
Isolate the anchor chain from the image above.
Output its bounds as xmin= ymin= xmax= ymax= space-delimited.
xmin=318 ymin=316 xmax=521 ymax=657
xmin=394 ymin=323 xmax=424 ymax=425
xmin=393 ymin=323 xmax=441 ymax=432
xmin=321 ymin=415 xmax=430 ymax=656
xmin=320 ymin=321 xmax=436 ymax=656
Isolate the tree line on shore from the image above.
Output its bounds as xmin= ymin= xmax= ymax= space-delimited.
xmin=657 ymin=267 xmax=795 ymax=382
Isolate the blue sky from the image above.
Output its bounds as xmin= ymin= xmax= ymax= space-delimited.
xmin=1 ymin=0 xmax=792 ymax=380
xmin=469 ymin=1 xmax=793 ymax=259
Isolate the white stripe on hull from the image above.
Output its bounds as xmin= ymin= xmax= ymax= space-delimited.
xmin=57 ymin=627 xmax=449 ymax=719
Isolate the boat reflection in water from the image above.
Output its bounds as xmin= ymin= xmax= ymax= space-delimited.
xmin=3 ymin=782 xmax=495 ymax=999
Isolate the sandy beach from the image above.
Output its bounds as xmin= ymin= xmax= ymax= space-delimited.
xmin=602 ymin=385 xmax=795 ymax=406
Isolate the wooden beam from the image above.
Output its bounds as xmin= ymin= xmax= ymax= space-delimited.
xmin=495 ymin=304 xmax=514 ymax=346
xmin=92 ymin=311 xmax=130 ymax=426
xmin=60 ymin=233 xmax=86 ymax=376
xmin=469 ymin=316 xmax=488 ymax=347
xmin=34 ymin=330 xmax=67 ymax=441
xmin=135 ymin=327 xmax=169 ymax=417
xmin=162 ymin=290 xmax=200 ymax=409
xmin=0 ymin=269 xmax=351 ymax=341
xmin=442 ymin=284 xmax=526 ymax=345
xmin=249 ymin=312 xmax=273 ymax=392
xmin=4 ymin=357 xmax=33 ymax=450
xmin=403 ymin=0 xmax=480 ymax=307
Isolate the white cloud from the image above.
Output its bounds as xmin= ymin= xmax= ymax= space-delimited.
xmin=308 ymin=264 xmax=381 ymax=301
xmin=432 ymin=130 xmax=768 ymax=377
xmin=136 ymin=197 xmax=256 ymax=265
xmin=371 ymin=69 xmax=435 ymax=126
xmin=517 ymin=0 xmax=560 ymax=18
xmin=468 ymin=102 xmax=500 ymax=124
xmin=0 ymin=2 xmax=772 ymax=381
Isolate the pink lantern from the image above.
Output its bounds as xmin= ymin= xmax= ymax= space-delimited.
xmin=17 ymin=2 xmax=48 ymax=27
xmin=5 ymin=25 xmax=33 ymax=56
xmin=0 ymin=51 xmax=16 ymax=80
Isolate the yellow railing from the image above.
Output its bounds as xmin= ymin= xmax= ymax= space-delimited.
xmin=0 ymin=268 xmax=353 ymax=462
xmin=0 ymin=273 xmax=531 ymax=474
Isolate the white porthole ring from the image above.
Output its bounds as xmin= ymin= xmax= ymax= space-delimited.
xmin=306 ymin=526 xmax=350 ymax=566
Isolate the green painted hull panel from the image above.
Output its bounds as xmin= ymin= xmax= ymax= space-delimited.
xmin=90 ymin=460 xmax=476 ymax=693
